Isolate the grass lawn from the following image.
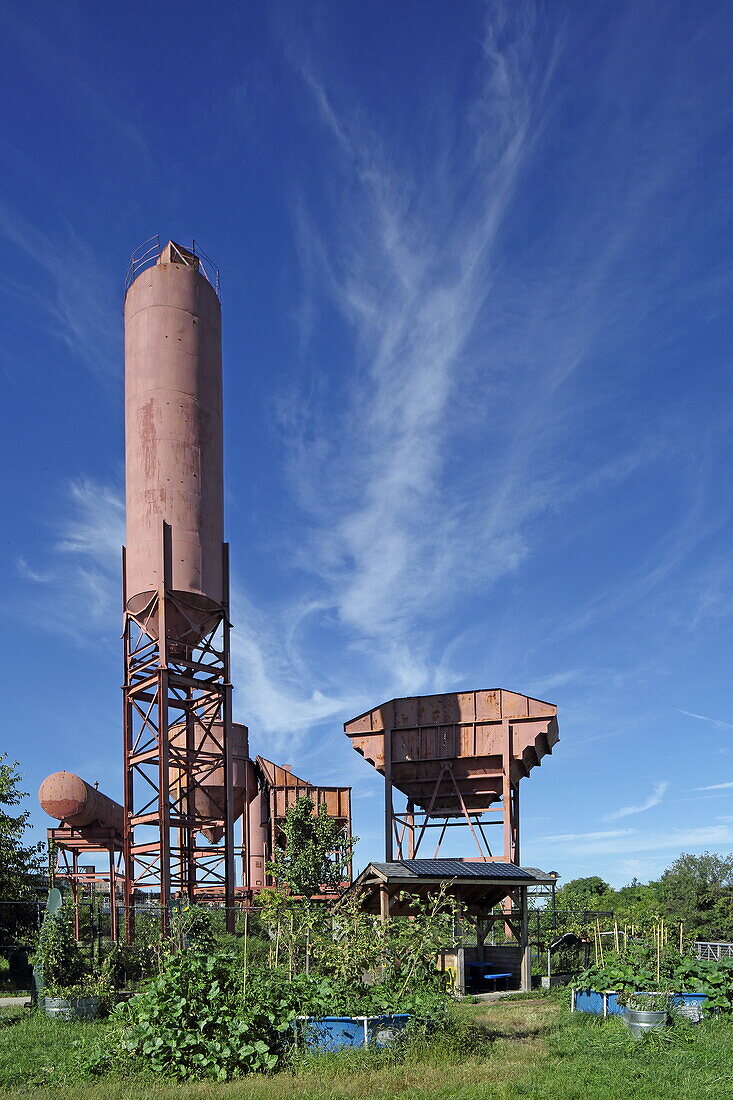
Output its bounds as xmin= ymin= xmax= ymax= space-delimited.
xmin=1 ymin=995 xmax=732 ymax=1099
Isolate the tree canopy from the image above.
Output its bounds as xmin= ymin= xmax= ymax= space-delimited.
xmin=540 ymin=852 xmax=733 ymax=942
xmin=0 ymin=755 xmax=45 ymax=900
xmin=0 ymin=755 xmax=45 ymax=944
xmin=658 ymin=852 xmax=733 ymax=940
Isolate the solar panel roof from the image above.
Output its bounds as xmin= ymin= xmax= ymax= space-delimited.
xmin=398 ymin=860 xmax=535 ymax=880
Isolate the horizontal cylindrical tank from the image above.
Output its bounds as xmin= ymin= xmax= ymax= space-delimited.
xmin=124 ymin=241 xmax=224 ymax=643
xmin=39 ymin=772 xmax=124 ymax=835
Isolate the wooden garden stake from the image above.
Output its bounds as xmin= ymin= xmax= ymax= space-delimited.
xmin=243 ymin=908 xmax=249 ymax=999
xmin=679 ymin=922 xmax=684 ymax=955
xmin=614 ymin=922 xmax=619 ymax=952
xmin=275 ymin=918 xmax=281 ymax=968
xmin=289 ymin=913 xmax=294 ymax=980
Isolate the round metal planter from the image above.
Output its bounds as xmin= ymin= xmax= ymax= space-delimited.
xmin=623 ymin=1007 xmax=668 ymax=1038
xmin=44 ymin=995 xmax=101 ymax=1021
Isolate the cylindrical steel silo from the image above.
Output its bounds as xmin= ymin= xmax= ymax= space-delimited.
xmin=247 ymin=784 xmax=268 ymax=890
xmin=124 ymin=241 xmax=223 ymax=643
xmin=170 ymin=721 xmax=250 ymax=843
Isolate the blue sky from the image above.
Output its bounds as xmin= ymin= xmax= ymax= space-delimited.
xmin=2 ymin=0 xmax=733 ymax=889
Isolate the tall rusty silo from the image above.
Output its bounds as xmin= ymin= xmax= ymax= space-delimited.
xmin=121 ymin=238 xmax=235 ymax=937
xmin=124 ymin=240 xmax=224 ymax=644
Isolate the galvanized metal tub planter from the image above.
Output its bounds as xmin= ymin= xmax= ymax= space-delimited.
xmin=624 ymin=1005 xmax=668 ymax=1038
xmin=44 ymin=994 xmax=101 ymax=1021
xmin=296 ymin=1014 xmax=411 ymax=1051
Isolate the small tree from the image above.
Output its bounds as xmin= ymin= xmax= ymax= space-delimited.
xmin=0 ymin=755 xmax=45 ymax=896
xmin=266 ymin=796 xmax=355 ymax=898
xmin=0 ymin=756 xmax=45 ymax=944
xmin=35 ymin=908 xmax=87 ymax=992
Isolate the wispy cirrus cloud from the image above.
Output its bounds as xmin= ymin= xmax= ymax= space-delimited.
xmin=15 ymin=477 xmax=124 ymax=639
xmin=535 ymin=823 xmax=733 ymax=858
xmin=17 ymin=477 xmax=361 ymax=750
xmin=678 ymin=709 xmax=733 ymax=731
xmin=0 ymin=199 xmax=119 ymax=381
xmin=697 ymin=782 xmax=733 ymax=792
xmin=543 ymin=828 xmax=635 ymax=843
xmin=228 ymin=583 xmax=363 ymax=750
xmin=605 ymin=780 xmax=670 ymax=821
xmin=277 ymin=0 xmax=723 ymax=692
xmin=286 ymin=12 xmax=545 ymax=649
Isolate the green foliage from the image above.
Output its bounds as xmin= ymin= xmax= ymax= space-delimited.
xmin=117 ymin=951 xmax=299 ymax=1080
xmin=576 ymin=944 xmax=733 ymax=1012
xmin=546 ymin=853 xmax=733 ymax=944
xmin=34 ymin=908 xmax=88 ymax=994
xmin=554 ymin=876 xmax=611 ymax=911
xmin=0 ymin=756 xmax=45 ymax=944
xmin=169 ymin=902 xmax=218 ymax=951
xmin=658 ymin=852 xmax=733 ymax=940
xmin=258 ymin=886 xmax=458 ymax=1025
xmin=617 ymin=989 xmax=672 ymax=1012
xmin=266 ymin=795 xmax=356 ymax=898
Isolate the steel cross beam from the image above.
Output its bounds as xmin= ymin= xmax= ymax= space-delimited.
xmin=383 ymin=723 xmax=521 ymax=865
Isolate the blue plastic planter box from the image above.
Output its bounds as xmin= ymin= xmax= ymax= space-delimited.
xmin=573 ymin=989 xmax=711 ymax=1020
xmin=672 ymin=992 xmax=707 ymax=1009
xmin=573 ymin=989 xmax=624 ymax=1016
xmin=296 ymin=1014 xmax=411 ymax=1051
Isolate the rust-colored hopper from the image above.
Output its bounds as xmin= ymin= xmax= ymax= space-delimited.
xmin=256 ymin=757 xmax=351 ymax=823
xmin=255 ymin=757 xmax=353 ymax=885
xmin=170 ymin=721 xmax=252 ymax=844
xmin=344 ymin=689 xmax=558 ymax=817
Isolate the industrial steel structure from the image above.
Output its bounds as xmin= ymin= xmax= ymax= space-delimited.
xmin=37 ymin=239 xmax=557 ymax=962
xmin=39 ymin=239 xmax=353 ymax=939
xmin=40 ymin=772 xmax=124 ymax=940
xmin=121 ymin=240 xmax=234 ymax=934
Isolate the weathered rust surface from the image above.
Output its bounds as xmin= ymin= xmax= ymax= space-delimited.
xmin=256 ymin=757 xmax=351 ymax=821
xmin=344 ymin=689 xmax=558 ymax=815
xmin=170 ymin=721 xmax=251 ymax=843
xmin=124 ymin=242 xmax=223 ymax=643
xmin=39 ymin=772 xmax=125 ymax=835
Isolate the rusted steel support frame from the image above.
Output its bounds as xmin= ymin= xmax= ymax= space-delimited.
xmin=71 ymin=850 xmax=79 ymax=939
xmin=398 ymin=763 xmax=489 ymax=861
xmin=384 ymin=727 xmax=394 ymax=862
xmin=432 ymin=818 xmax=448 ymax=858
xmin=446 ymin=763 xmax=488 ymax=858
xmin=122 ymin=523 xmax=235 ymax=941
xmin=500 ymin=722 xmax=519 ymax=930
xmin=221 ymin=542 xmax=235 ymax=933
xmin=410 ymin=763 xmax=447 ymax=857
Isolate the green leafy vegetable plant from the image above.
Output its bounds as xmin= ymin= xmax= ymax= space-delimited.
xmin=33 ymin=908 xmax=89 ymax=995
xmin=117 ymin=951 xmax=300 ymax=1080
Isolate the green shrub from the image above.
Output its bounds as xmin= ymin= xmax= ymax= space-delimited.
xmin=117 ymin=951 xmax=300 ymax=1080
xmin=34 ymin=908 xmax=88 ymax=993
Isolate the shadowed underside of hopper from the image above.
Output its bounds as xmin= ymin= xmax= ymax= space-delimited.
xmin=344 ymin=689 xmax=558 ymax=863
